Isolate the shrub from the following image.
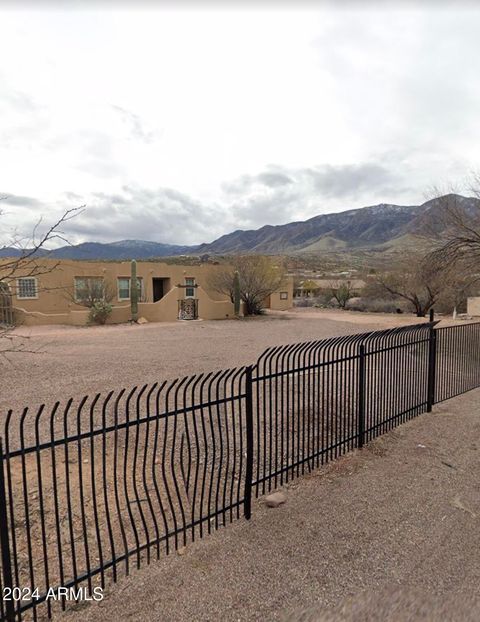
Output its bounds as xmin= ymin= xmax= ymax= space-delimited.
xmin=294 ymin=298 xmax=314 ymax=307
xmin=346 ymin=298 xmax=407 ymax=314
xmin=88 ymin=301 xmax=112 ymax=325
xmin=294 ymin=297 xmax=325 ymax=308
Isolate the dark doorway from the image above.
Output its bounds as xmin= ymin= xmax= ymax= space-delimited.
xmin=152 ymin=278 xmax=169 ymax=302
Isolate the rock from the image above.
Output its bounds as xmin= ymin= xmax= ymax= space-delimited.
xmin=177 ymin=546 xmax=187 ymax=556
xmin=451 ymin=495 xmax=477 ymax=518
xmin=137 ymin=317 xmax=148 ymax=324
xmin=265 ymin=491 xmax=287 ymax=508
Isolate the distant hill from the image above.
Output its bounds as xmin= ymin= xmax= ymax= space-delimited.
xmin=0 ymin=240 xmax=198 ymax=260
xmin=0 ymin=247 xmax=25 ymax=258
xmin=195 ymin=203 xmax=421 ymax=254
xmin=2 ymin=194 xmax=478 ymax=260
xmin=196 ymin=194 xmax=480 ymax=254
xmin=49 ymin=240 xmax=197 ymax=259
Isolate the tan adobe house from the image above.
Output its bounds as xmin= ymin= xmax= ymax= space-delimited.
xmin=1 ymin=259 xmax=293 ymax=326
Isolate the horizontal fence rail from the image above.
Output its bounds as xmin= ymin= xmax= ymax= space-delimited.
xmin=1 ymin=321 xmax=480 ymax=620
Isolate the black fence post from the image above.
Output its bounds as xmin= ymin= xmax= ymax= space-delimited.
xmin=358 ymin=345 xmax=366 ymax=449
xmin=427 ymin=325 xmax=437 ymax=412
xmin=244 ymin=366 xmax=254 ymax=520
xmin=0 ymin=438 xmax=15 ymax=622
xmin=429 ymin=308 xmax=435 ymax=323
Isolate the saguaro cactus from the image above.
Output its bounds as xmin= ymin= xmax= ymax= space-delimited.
xmin=130 ymin=259 xmax=138 ymax=322
xmin=233 ymin=270 xmax=241 ymax=317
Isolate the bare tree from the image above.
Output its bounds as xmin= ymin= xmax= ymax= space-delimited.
xmin=377 ymin=253 xmax=451 ymax=317
xmin=328 ymin=280 xmax=354 ymax=309
xmin=207 ymin=255 xmax=286 ymax=315
xmin=435 ymin=264 xmax=480 ymax=315
xmin=207 ymin=266 xmax=236 ymax=303
xmin=426 ymin=182 xmax=480 ymax=269
xmin=0 ymin=199 xmax=83 ymax=285
xmin=0 ymin=199 xmax=83 ymax=352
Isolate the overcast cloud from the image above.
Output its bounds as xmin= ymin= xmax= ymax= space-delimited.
xmin=1 ymin=3 xmax=479 ymax=246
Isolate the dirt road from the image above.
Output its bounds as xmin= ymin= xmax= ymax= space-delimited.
xmin=1 ymin=309 xmax=431 ymax=415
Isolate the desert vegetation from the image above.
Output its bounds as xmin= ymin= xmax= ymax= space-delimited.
xmin=207 ymin=255 xmax=286 ymax=315
xmin=63 ymin=276 xmax=115 ymax=324
xmin=293 ymin=250 xmax=479 ymax=317
xmin=290 ymin=179 xmax=480 ymax=317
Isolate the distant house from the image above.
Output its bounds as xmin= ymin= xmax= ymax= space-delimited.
xmin=294 ymin=278 xmax=366 ymax=298
xmin=294 ymin=279 xmax=322 ymax=298
xmin=1 ymin=259 xmax=293 ymax=326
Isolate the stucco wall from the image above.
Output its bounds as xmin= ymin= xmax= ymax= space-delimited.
xmin=14 ymin=307 xmax=80 ymax=326
xmin=467 ymin=297 xmax=480 ymax=316
xmin=2 ymin=258 xmax=292 ymax=326
xmin=195 ymin=286 xmax=235 ymax=319
xmin=3 ymin=259 xmax=229 ymax=312
xmin=269 ymin=278 xmax=294 ymax=311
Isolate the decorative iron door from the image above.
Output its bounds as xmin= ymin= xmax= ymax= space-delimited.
xmin=178 ymin=298 xmax=199 ymax=320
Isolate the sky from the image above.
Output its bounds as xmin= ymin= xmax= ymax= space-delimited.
xmin=1 ymin=1 xmax=480 ymax=247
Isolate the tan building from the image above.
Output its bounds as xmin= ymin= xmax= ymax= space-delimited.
xmin=1 ymin=259 xmax=293 ymax=326
xmin=467 ymin=297 xmax=480 ymax=317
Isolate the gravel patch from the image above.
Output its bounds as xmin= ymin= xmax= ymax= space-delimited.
xmin=63 ymin=388 xmax=480 ymax=622
xmin=1 ymin=310 xmax=430 ymax=416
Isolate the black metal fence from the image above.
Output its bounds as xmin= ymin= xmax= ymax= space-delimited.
xmin=251 ymin=323 xmax=434 ymax=496
xmin=1 ymin=321 xmax=479 ymax=620
xmin=434 ymin=323 xmax=480 ymax=402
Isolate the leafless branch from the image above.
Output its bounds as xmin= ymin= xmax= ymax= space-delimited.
xmin=1 ymin=206 xmax=84 ymax=284
xmin=1 ymin=202 xmax=83 ymax=352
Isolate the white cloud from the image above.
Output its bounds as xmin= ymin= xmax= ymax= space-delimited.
xmin=0 ymin=3 xmax=479 ymax=245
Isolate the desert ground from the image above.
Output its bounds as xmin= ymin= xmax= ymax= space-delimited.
xmin=2 ymin=308 xmax=438 ymax=416
xmin=63 ymin=387 xmax=480 ymax=622
xmin=2 ymin=309 xmax=479 ymax=621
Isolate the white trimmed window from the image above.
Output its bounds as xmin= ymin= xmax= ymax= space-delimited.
xmin=185 ymin=277 xmax=196 ymax=298
xmin=74 ymin=277 xmax=105 ymax=303
xmin=117 ymin=277 xmax=143 ymax=301
xmin=280 ymin=291 xmax=288 ymax=300
xmin=16 ymin=277 xmax=38 ymax=299
xmin=118 ymin=278 xmax=130 ymax=300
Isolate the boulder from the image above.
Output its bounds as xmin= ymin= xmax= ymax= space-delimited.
xmin=265 ymin=491 xmax=287 ymax=508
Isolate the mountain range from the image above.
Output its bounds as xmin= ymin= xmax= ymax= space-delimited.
xmin=195 ymin=194 xmax=479 ymax=254
xmin=0 ymin=240 xmax=194 ymax=260
xmin=1 ymin=194 xmax=478 ymax=260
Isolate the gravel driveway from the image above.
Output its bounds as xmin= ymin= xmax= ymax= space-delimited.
xmin=1 ymin=309 xmax=428 ymax=416
xmin=63 ymin=388 xmax=480 ymax=622
xmin=3 ymin=309 xmax=478 ymax=621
